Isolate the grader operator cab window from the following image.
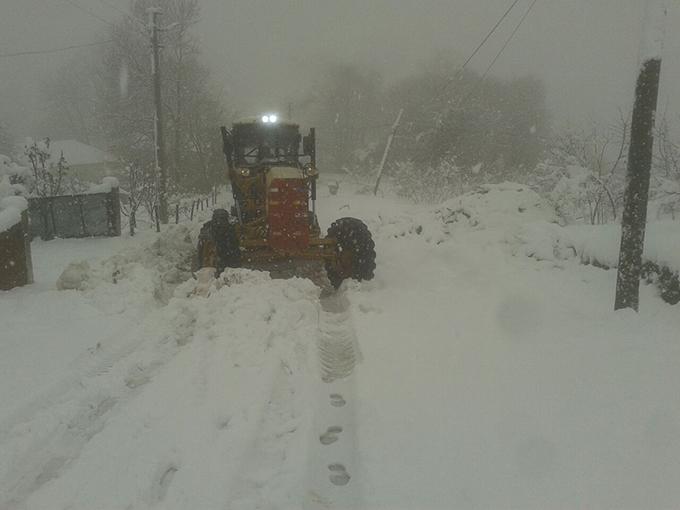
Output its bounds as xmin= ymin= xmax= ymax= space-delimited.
xmin=221 ymin=118 xmax=316 ymax=171
xmin=228 ymin=121 xmax=303 ymax=168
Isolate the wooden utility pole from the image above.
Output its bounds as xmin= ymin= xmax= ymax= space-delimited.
xmin=615 ymin=0 xmax=666 ymax=311
xmin=148 ymin=8 xmax=169 ymax=224
xmin=373 ymin=108 xmax=403 ymax=196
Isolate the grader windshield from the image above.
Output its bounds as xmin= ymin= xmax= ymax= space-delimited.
xmin=228 ymin=119 xmax=304 ymax=168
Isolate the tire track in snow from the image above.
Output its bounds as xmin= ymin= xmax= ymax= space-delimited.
xmin=305 ymin=290 xmax=363 ymax=509
xmin=316 ymin=292 xmax=361 ymax=383
xmin=0 ymin=303 xmax=199 ymax=509
xmin=225 ymin=358 xmax=306 ymax=509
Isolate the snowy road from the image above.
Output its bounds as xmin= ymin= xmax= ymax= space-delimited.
xmin=1 ymin=179 xmax=680 ymax=509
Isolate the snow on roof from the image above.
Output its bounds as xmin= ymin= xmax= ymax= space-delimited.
xmin=0 ymin=195 xmax=27 ymax=233
xmin=47 ymin=140 xmax=116 ymax=166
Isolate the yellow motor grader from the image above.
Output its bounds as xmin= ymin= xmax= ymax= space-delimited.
xmin=195 ymin=115 xmax=376 ymax=288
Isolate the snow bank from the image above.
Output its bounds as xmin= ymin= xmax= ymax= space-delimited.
xmin=512 ymin=221 xmax=680 ymax=275
xmin=566 ymin=222 xmax=680 ymax=274
xmin=0 ymin=195 xmax=28 ymax=233
xmin=437 ymin=182 xmax=559 ymax=230
xmin=57 ymin=223 xmax=198 ymax=304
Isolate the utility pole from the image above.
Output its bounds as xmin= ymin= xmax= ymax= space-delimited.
xmin=615 ymin=0 xmax=666 ymax=311
xmin=148 ymin=7 xmax=169 ymax=224
xmin=373 ymin=108 xmax=403 ymax=196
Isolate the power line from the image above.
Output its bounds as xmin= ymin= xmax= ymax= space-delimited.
xmin=481 ymin=0 xmax=539 ymax=80
xmin=96 ymin=0 xmax=148 ymax=30
xmin=437 ymin=0 xmax=523 ymax=98
xmin=96 ymin=0 xmax=132 ymax=17
xmin=0 ymin=40 xmax=113 ymax=59
xmin=56 ymin=0 xmax=116 ymax=27
xmin=452 ymin=0 xmax=539 ymax=108
xmin=460 ymin=0 xmax=523 ymax=74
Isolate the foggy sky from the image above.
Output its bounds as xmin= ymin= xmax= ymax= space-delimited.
xmin=2 ymin=0 xmax=680 ymax=138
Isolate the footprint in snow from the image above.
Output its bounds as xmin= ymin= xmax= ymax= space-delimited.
xmin=330 ymin=393 xmax=346 ymax=407
xmin=328 ymin=463 xmax=351 ymax=486
xmin=156 ymin=464 xmax=179 ymax=501
xmin=320 ymin=426 xmax=343 ymax=445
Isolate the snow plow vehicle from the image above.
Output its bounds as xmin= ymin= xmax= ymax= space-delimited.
xmin=195 ymin=115 xmax=376 ymax=288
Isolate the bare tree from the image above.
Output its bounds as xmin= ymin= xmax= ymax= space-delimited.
xmin=546 ymin=113 xmax=629 ymax=224
xmin=76 ymin=0 xmax=227 ymax=198
xmin=652 ymin=114 xmax=680 ymax=219
xmin=122 ymin=161 xmax=158 ymax=235
xmin=23 ymin=138 xmax=68 ymax=198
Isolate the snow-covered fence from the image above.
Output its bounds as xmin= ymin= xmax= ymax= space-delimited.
xmin=27 ymin=180 xmax=121 ymax=240
xmin=0 ymin=198 xmax=33 ymax=290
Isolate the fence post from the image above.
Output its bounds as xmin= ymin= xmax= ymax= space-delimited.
xmin=175 ymin=203 xmax=179 ymax=224
xmin=154 ymin=206 xmax=161 ymax=233
xmin=190 ymin=201 xmax=195 ymax=221
xmin=106 ymin=187 xmax=121 ymax=237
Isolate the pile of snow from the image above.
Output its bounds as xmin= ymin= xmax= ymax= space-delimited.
xmin=567 ymin=222 xmax=680 ymax=273
xmin=437 ymin=182 xmax=559 ymax=230
xmin=57 ymin=224 xmax=198 ymax=303
xmin=359 ymin=182 xmax=560 ymax=247
xmin=510 ymin=221 xmax=680 ymax=275
xmin=0 ymin=195 xmax=28 ymax=233
xmin=510 ymin=221 xmax=578 ymax=261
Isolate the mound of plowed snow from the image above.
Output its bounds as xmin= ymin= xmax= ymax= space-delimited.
xmin=57 ymin=224 xmax=198 ymax=308
xmin=437 ymin=182 xmax=559 ymax=230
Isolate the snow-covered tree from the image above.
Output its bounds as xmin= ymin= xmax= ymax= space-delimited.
xmin=297 ymin=62 xmax=384 ymax=172
xmin=93 ymin=0 xmax=228 ymax=193
xmin=528 ymin=115 xmax=629 ymax=224
xmin=651 ymin=115 xmax=680 ymax=219
xmin=22 ymin=138 xmax=69 ymax=198
xmin=390 ymin=158 xmax=463 ymax=204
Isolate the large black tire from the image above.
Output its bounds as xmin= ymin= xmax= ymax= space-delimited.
xmin=325 ymin=217 xmax=376 ymax=289
xmin=195 ymin=209 xmax=240 ymax=276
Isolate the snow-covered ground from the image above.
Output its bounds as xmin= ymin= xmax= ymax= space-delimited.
xmin=1 ymin=176 xmax=679 ymax=509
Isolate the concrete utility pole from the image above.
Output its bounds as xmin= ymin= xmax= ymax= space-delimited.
xmin=148 ymin=7 xmax=169 ymax=224
xmin=373 ymin=108 xmax=404 ymax=196
xmin=615 ymin=0 xmax=666 ymax=311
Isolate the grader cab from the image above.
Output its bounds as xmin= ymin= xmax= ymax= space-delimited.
xmin=195 ymin=115 xmax=376 ymax=288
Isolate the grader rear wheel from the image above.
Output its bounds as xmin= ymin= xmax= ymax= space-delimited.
xmin=325 ymin=217 xmax=376 ymax=289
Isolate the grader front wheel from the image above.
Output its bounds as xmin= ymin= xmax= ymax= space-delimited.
xmin=195 ymin=209 xmax=240 ymax=276
xmin=325 ymin=217 xmax=376 ymax=289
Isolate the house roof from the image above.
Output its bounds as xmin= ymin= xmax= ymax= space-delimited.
xmin=48 ymin=140 xmax=116 ymax=166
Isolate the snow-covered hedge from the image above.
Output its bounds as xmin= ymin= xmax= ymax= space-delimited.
xmin=513 ymin=221 xmax=680 ymax=304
